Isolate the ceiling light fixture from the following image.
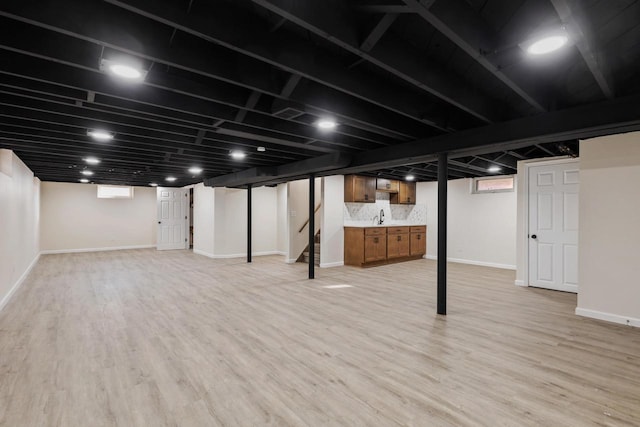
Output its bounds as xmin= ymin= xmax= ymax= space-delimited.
xmin=81 ymin=170 xmax=94 ymax=176
xmin=188 ymin=166 xmax=203 ymax=174
xmin=165 ymin=176 xmax=177 ymax=182
xmin=316 ymin=119 xmax=337 ymax=130
xmin=100 ymin=58 xmax=147 ymax=82
xmin=87 ymin=130 xmax=114 ymax=141
xmin=79 ymin=178 xmax=90 ymax=183
xmin=84 ymin=157 xmax=101 ymax=165
xmin=488 ymin=166 xmax=502 ymax=173
xmin=230 ymin=150 xmax=246 ymax=159
xmin=405 ymin=175 xmax=415 ymax=181
xmin=257 ymin=146 xmax=266 ymax=152
xmin=149 ymin=183 xmax=158 ymax=187
xmin=527 ymin=35 xmax=568 ymax=55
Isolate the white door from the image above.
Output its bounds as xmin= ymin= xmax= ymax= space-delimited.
xmin=528 ymin=161 xmax=579 ymax=292
xmin=157 ymin=187 xmax=188 ymax=250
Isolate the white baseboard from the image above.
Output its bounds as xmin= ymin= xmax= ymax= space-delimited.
xmin=0 ymin=253 xmax=40 ymax=313
xmin=320 ymin=261 xmax=344 ymax=268
xmin=40 ymin=245 xmax=155 ymax=254
xmin=575 ymin=307 xmax=640 ymax=328
xmin=193 ymin=249 xmax=283 ymax=259
xmin=515 ymin=280 xmax=526 ymax=287
xmin=285 ymin=258 xmax=298 ymax=264
xmin=425 ymin=255 xmax=516 ymax=270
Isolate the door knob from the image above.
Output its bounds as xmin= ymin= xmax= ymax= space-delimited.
xmin=158 ymin=221 xmax=162 ymax=224
xmin=531 ymin=234 xmax=537 ymax=239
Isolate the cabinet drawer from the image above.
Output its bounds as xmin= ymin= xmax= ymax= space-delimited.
xmin=387 ymin=226 xmax=409 ymax=234
xmin=365 ymin=227 xmax=386 ymax=236
xmin=410 ymin=226 xmax=426 ymax=233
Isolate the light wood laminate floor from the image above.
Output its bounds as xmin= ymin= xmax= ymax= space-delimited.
xmin=1 ymin=249 xmax=639 ymax=426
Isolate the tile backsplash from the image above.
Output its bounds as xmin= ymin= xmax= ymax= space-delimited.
xmin=344 ymin=192 xmax=426 ymax=224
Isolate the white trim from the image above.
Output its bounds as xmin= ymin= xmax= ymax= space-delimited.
xmin=40 ymin=245 xmax=155 ymax=254
xmin=532 ymin=283 xmax=577 ymax=293
xmin=515 ymin=280 xmax=526 ymax=287
xmin=576 ymin=307 xmax=640 ymax=328
xmin=425 ymin=255 xmax=515 ymax=270
xmin=285 ymin=258 xmax=298 ymax=264
xmin=193 ymin=250 xmax=283 ymax=259
xmin=0 ymin=253 xmax=40 ymax=313
xmin=320 ymin=261 xmax=344 ymax=268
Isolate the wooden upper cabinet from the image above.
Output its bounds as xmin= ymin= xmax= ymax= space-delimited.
xmin=344 ymin=175 xmax=376 ymax=203
xmin=376 ymin=178 xmax=399 ymax=192
xmin=398 ymin=181 xmax=416 ymax=204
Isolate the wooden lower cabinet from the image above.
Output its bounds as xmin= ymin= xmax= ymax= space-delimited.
xmin=410 ymin=226 xmax=426 ymax=256
xmin=345 ymin=226 xmax=426 ymax=267
xmin=387 ymin=227 xmax=410 ymax=259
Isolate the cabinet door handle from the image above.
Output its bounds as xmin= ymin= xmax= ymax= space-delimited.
xmin=374 ymin=237 xmax=379 ymax=243
xmin=407 ymin=197 xmax=411 ymax=203
xmin=417 ymin=234 xmax=421 ymax=240
xmin=397 ymin=235 xmax=401 ymax=241
xmin=364 ymin=194 xmax=368 ymax=200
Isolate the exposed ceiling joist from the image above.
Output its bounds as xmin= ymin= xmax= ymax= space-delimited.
xmin=360 ymin=13 xmax=398 ymax=52
xmin=549 ymin=0 xmax=614 ymax=99
xmin=402 ymin=0 xmax=546 ymax=113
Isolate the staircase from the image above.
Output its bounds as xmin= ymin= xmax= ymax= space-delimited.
xmin=300 ymin=231 xmax=320 ymax=266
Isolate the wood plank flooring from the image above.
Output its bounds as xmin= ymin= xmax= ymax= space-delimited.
xmin=1 ymin=249 xmax=639 ymax=426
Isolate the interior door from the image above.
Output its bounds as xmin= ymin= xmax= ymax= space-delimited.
xmin=157 ymin=187 xmax=188 ymax=250
xmin=528 ymin=161 xmax=579 ymax=292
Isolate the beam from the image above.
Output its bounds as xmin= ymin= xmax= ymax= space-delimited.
xmin=247 ymin=183 xmax=252 ymax=263
xmin=549 ymin=0 xmax=614 ymax=99
xmin=235 ymin=91 xmax=262 ymax=123
xmin=402 ymin=0 xmax=546 ymax=113
xmin=251 ymin=0 xmax=501 ymax=123
xmin=360 ymin=13 xmax=398 ymax=52
xmin=308 ymin=174 xmax=315 ymax=279
xmin=437 ymin=152 xmax=447 ymax=315
xmin=355 ymin=5 xmax=412 ymax=14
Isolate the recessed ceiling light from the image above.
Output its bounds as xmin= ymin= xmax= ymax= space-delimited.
xmin=149 ymin=183 xmax=158 ymax=187
xmin=81 ymin=170 xmax=94 ymax=176
xmin=165 ymin=176 xmax=177 ymax=182
xmin=527 ymin=35 xmax=568 ymax=55
xmin=257 ymin=146 xmax=266 ymax=152
xmin=109 ymin=64 xmax=142 ymax=79
xmin=188 ymin=166 xmax=203 ymax=174
xmin=316 ymin=119 xmax=337 ymax=130
xmin=405 ymin=175 xmax=415 ymax=181
xmin=79 ymin=178 xmax=90 ymax=183
xmin=87 ymin=130 xmax=114 ymax=141
xmin=84 ymin=157 xmax=101 ymax=165
xmin=488 ymin=166 xmax=502 ymax=173
xmin=230 ymin=150 xmax=246 ymax=159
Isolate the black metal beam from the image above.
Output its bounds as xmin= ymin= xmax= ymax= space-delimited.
xmin=549 ymin=0 xmax=614 ymax=99
xmin=247 ymin=183 xmax=252 ymax=263
xmin=308 ymin=174 xmax=315 ymax=279
xmin=355 ymin=5 xmax=413 ymax=14
xmin=402 ymin=0 xmax=546 ymax=113
xmin=251 ymin=0 xmax=501 ymax=123
xmin=360 ymin=13 xmax=398 ymax=52
xmin=437 ymin=152 xmax=447 ymax=315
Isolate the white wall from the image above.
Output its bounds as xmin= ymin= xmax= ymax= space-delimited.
xmin=416 ymin=177 xmax=517 ymax=269
xmin=320 ymin=175 xmax=344 ymax=267
xmin=193 ymin=183 xmax=215 ymax=257
xmin=0 ymin=150 xmax=40 ymax=311
xmin=286 ymin=178 xmax=321 ymax=263
xmin=576 ymin=133 xmax=640 ymax=326
xmin=193 ymin=185 xmax=279 ymax=258
xmin=277 ymin=183 xmax=288 ymax=255
xmin=40 ymin=182 xmax=156 ymax=252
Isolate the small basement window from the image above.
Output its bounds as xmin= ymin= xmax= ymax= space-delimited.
xmin=472 ymin=176 xmax=515 ymax=194
xmin=97 ymin=185 xmax=134 ymax=199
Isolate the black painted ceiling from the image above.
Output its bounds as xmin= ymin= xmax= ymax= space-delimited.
xmin=0 ymin=0 xmax=636 ymax=186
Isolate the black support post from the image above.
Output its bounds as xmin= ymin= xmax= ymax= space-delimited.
xmin=247 ymin=183 xmax=252 ymax=263
xmin=308 ymin=174 xmax=315 ymax=279
xmin=437 ymin=152 xmax=447 ymax=315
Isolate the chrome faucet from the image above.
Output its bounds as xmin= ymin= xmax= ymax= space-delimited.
xmin=379 ymin=209 xmax=384 ymax=225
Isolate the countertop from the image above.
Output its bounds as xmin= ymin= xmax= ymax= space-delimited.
xmin=344 ymin=222 xmax=426 ymax=228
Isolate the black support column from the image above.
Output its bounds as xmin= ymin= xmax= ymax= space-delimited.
xmin=308 ymin=174 xmax=315 ymax=279
xmin=247 ymin=183 xmax=252 ymax=263
xmin=437 ymin=152 xmax=447 ymax=315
